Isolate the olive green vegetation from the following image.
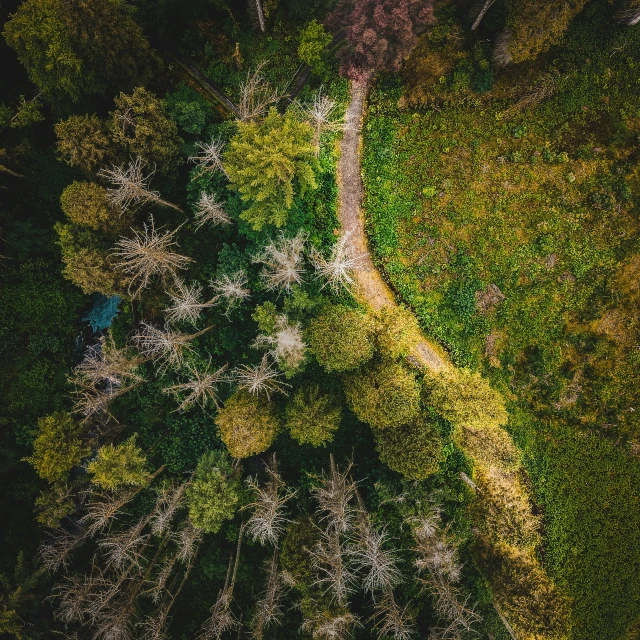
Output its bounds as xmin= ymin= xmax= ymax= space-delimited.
xmin=344 ymin=360 xmax=421 ymax=430
xmin=285 ymin=384 xmax=342 ymax=447
xmin=307 ymin=303 xmax=375 ymax=372
xmin=186 ymin=450 xmax=240 ymax=533
xmin=25 ymin=412 xmax=89 ymax=484
xmin=362 ymin=3 xmax=640 ymax=638
xmin=87 ymin=436 xmax=150 ymax=490
xmin=3 ymin=0 xmax=156 ymax=102
xmin=215 ymin=390 xmax=281 ymax=459
xmin=60 ymin=181 xmax=128 ymax=231
xmin=373 ymin=413 xmax=444 ymax=480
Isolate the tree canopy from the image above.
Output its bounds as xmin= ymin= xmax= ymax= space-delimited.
xmin=225 ymin=108 xmax=317 ymax=230
xmin=87 ymin=436 xmax=150 ymax=490
xmin=3 ymin=0 xmax=155 ymax=102
xmin=285 ymin=385 xmax=342 ymax=447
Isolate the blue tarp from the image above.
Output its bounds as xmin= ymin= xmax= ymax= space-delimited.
xmin=83 ymin=294 xmax=121 ymax=334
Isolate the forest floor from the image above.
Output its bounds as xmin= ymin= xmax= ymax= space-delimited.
xmin=337 ymin=81 xmax=449 ymax=372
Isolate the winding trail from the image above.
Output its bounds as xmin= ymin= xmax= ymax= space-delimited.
xmin=337 ymin=81 xmax=450 ymax=373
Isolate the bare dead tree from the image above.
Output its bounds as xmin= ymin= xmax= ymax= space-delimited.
xmin=301 ymin=88 xmax=343 ymax=155
xmin=253 ymin=315 xmax=306 ymax=372
xmin=72 ymin=337 xmax=145 ymax=389
xmin=174 ymin=520 xmax=203 ymax=563
xmin=237 ymin=62 xmax=282 ymax=121
xmin=312 ymin=457 xmax=356 ymax=535
xmin=199 ymin=524 xmax=246 ymax=640
xmin=210 ymin=271 xmax=251 ymax=313
xmin=253 ymin=231 xmax=306 ymax=293
xmin=132 ymin=323 xmax=212 ymax=372
xmin=189 ymin=137 xmax=229 ymax=178
xmin=114 ymin=218 xmax=192 ymax=297
xmin=71 ymin=380 xmax=139 ymax=423
xmin=163 ymin=362 xmax=229 ymax=411
xmin=150 ymin=482 xmax=188 ymax=537
xmin=310 ymin=527 xmax=356 ymax=606
xmin=309 ymin=232 xmax=362 ymax=293
xmin=39 ymin=528 xmax=86 ymax=573
xmin=232 ymin=354 xmax=290 ymax=399
xmin=493 ymin=29 xmax=512 ymax=68
xmin=193 ymin=192 xmax=232 ymax=229
xmin=100 ymin=157 xmax=183 ymax=213
xmin=410 ymin=513 xmax=481 ymax=639
xmin=251 ymin=549 xmax=287 ymax=639
xmin=302 ymin=611 xmax=360 ymax=640
xmin=244 ymin=456 xmax=295 ymax=546
xmin=349 ymin=520 xmax=401 ymax=595
xmin=80 ymin=489 xmax=140 ymax=538
xmin=98 ymin=517 xmax=151 ymax=571
xmin=369 ymin=590 xmax=416 ymax=640
xmin=164 ymin=279 xmax=214 ymax=326
xmin=502 ymin=70 xmax=561 ymax=116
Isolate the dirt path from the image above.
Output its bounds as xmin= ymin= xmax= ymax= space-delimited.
xmin=337 ymin=81 xmax=450 ymax=373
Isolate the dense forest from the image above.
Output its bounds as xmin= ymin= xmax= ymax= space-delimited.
xmin=0 ymin=0 xmax=639 ymax=639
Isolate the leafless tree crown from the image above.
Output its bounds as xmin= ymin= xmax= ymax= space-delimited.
xmin=193 ymin=192 xmax=232 ymax=229
xmin=163 ymin=362 xmax=229 ymax=411
xmin=164 ymin=279 xmax=214 ymax=326
xmin=232 ymin=353 xmax=290 ymax=399
xmin=309 ymin=232 xmax=362 ymax=293
xmin=210 ymin=271 xmax=251 ymax=313
xmin=100 ymin=157 xmax=183 ymax=213
xmin=237 ymin=62 xmax=282 ymax=121
xmin=254 ymin=315 xmax=306 ymax=371
xmin=189 ymin=137 xmax=229 ymax=178
xmin=114 ymin=218 xmax=192 ymax=297
xmin=253 ymin=230 xmax=307 ymax=293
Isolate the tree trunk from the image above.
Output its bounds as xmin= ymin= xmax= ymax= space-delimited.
xmin=471 ymin=0 xmax=497 ymax=30
xmin=255 ymin=0 xmax=266 ymax=32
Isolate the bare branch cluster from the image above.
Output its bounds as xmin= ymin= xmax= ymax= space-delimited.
xmin=237 ymin=63 xmax=282 ymax=121
xmin=370 ymin=592 xmax=416 ymax=640
xmin=302 ymin=612 xmax=360 ymax=640
xmin=100 ymin=157 xmax=182 ymax=213
xmin=210 ymin=271 xmax=251 ymax=313
xmin=193 ymin=192 xmax=232 ymax=229
xmin=244 ymin=458 xmax=295 ymax=546
xmin=232 ymin=354 xmax=289 ymax=399
xmin=349 ymin=521 xmax=401 ymax=595
xmin=174 ymin=520 xmax=203 ymax=563
xmin=39 ymin=528 xmax=86 ymax=573
xmin=309 ymin=232 xmax=362 ymax=293
xmin=251 ymin=550 xmax=287 ymax=640
xmin=132 ymin=323 xmax=210 ymax=372
xmin=80 ymin=489 xmax=139 ymax=538
xmin=189 ymin=137 xmax=229 ymax=178
xmin=411 ymin=512 xmax=481 ymax=639
xmin=312 ymin=460 xmax=356 ymax=535
xmin=253 ymin=230 xmax=306 ymax=292
xmin=150 ymin=482 xmax=188 ymax=536
xmin=114 ymin=218 xmax=192 ymax=297
xmin=300 ymin=88 xmax=343 ymax=154
xmin=164 ymin=279 xmax=214 ymax=326
xmin=254 ymin=315 xmax=306 ymax=371
xmin=163 ymin=362 xmax=229 ymax=411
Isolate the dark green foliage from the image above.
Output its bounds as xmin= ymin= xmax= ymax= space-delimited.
xmin=165 ymin=84 xmax=215 ymax=136
xmin=3 ymin=0 xmax=156 ymax=102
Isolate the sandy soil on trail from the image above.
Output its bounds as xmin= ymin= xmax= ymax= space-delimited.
xmin=336 ymin=81 xmax=450 ymax=373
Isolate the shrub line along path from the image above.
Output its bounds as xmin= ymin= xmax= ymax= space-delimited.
xmin=337 ymin=80 xmax=449 ymax=373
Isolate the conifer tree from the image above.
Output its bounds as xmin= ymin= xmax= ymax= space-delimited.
xmin=88 ymin=436 xmax=150 ymax=491
xmin=225 ymin=108 xmax=316 ymax=230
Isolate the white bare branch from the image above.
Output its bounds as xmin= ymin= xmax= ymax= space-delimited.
xmin=312 ymin=460 xmax=356 ymax=535
xmin=370 ymin=591 xmax=416 ymax=640
xmin=302 ymin=612 xmax=360 ymax=640
xmin=309 ymin=232 xmax=362 ymax=293
xmin=113 ymin=217 xmax=192 ymax=297
xmin=232 ymin=354 xmax=290 ymax=399
xmin=237 ymin=63 xmax=282 ymax=122
xmin=190 ymin=137 xmax=229 ymax=178
xmin=210 ymin=271 xmax=251 ymax=313
xmin=163 ymin=362 xmax=229 ymax=411
xmin=301 ymin=87 xmax=343 ymax=155
xmin=164 ymin=279 xmax=214 ymax=326
xmin=253 ymin=230 xmax=306 ymax=293
xmin=251 ymin=551 xmax=287 ymax=640
xmin=132 ymin=323 xmax=210 ymax=372
xmin=100 ymin=157 xmax=183 ymax=213
xmin=244 ymin=459 xmax=295 ymax=546
xmin=254 ymin=315 xmax=306 ymax=371
xmin=193 ymin=192 xmax=232 ymax=229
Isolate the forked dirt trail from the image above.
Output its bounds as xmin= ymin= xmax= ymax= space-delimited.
xmin=337 ymin=81 xmax=450 ymax=373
